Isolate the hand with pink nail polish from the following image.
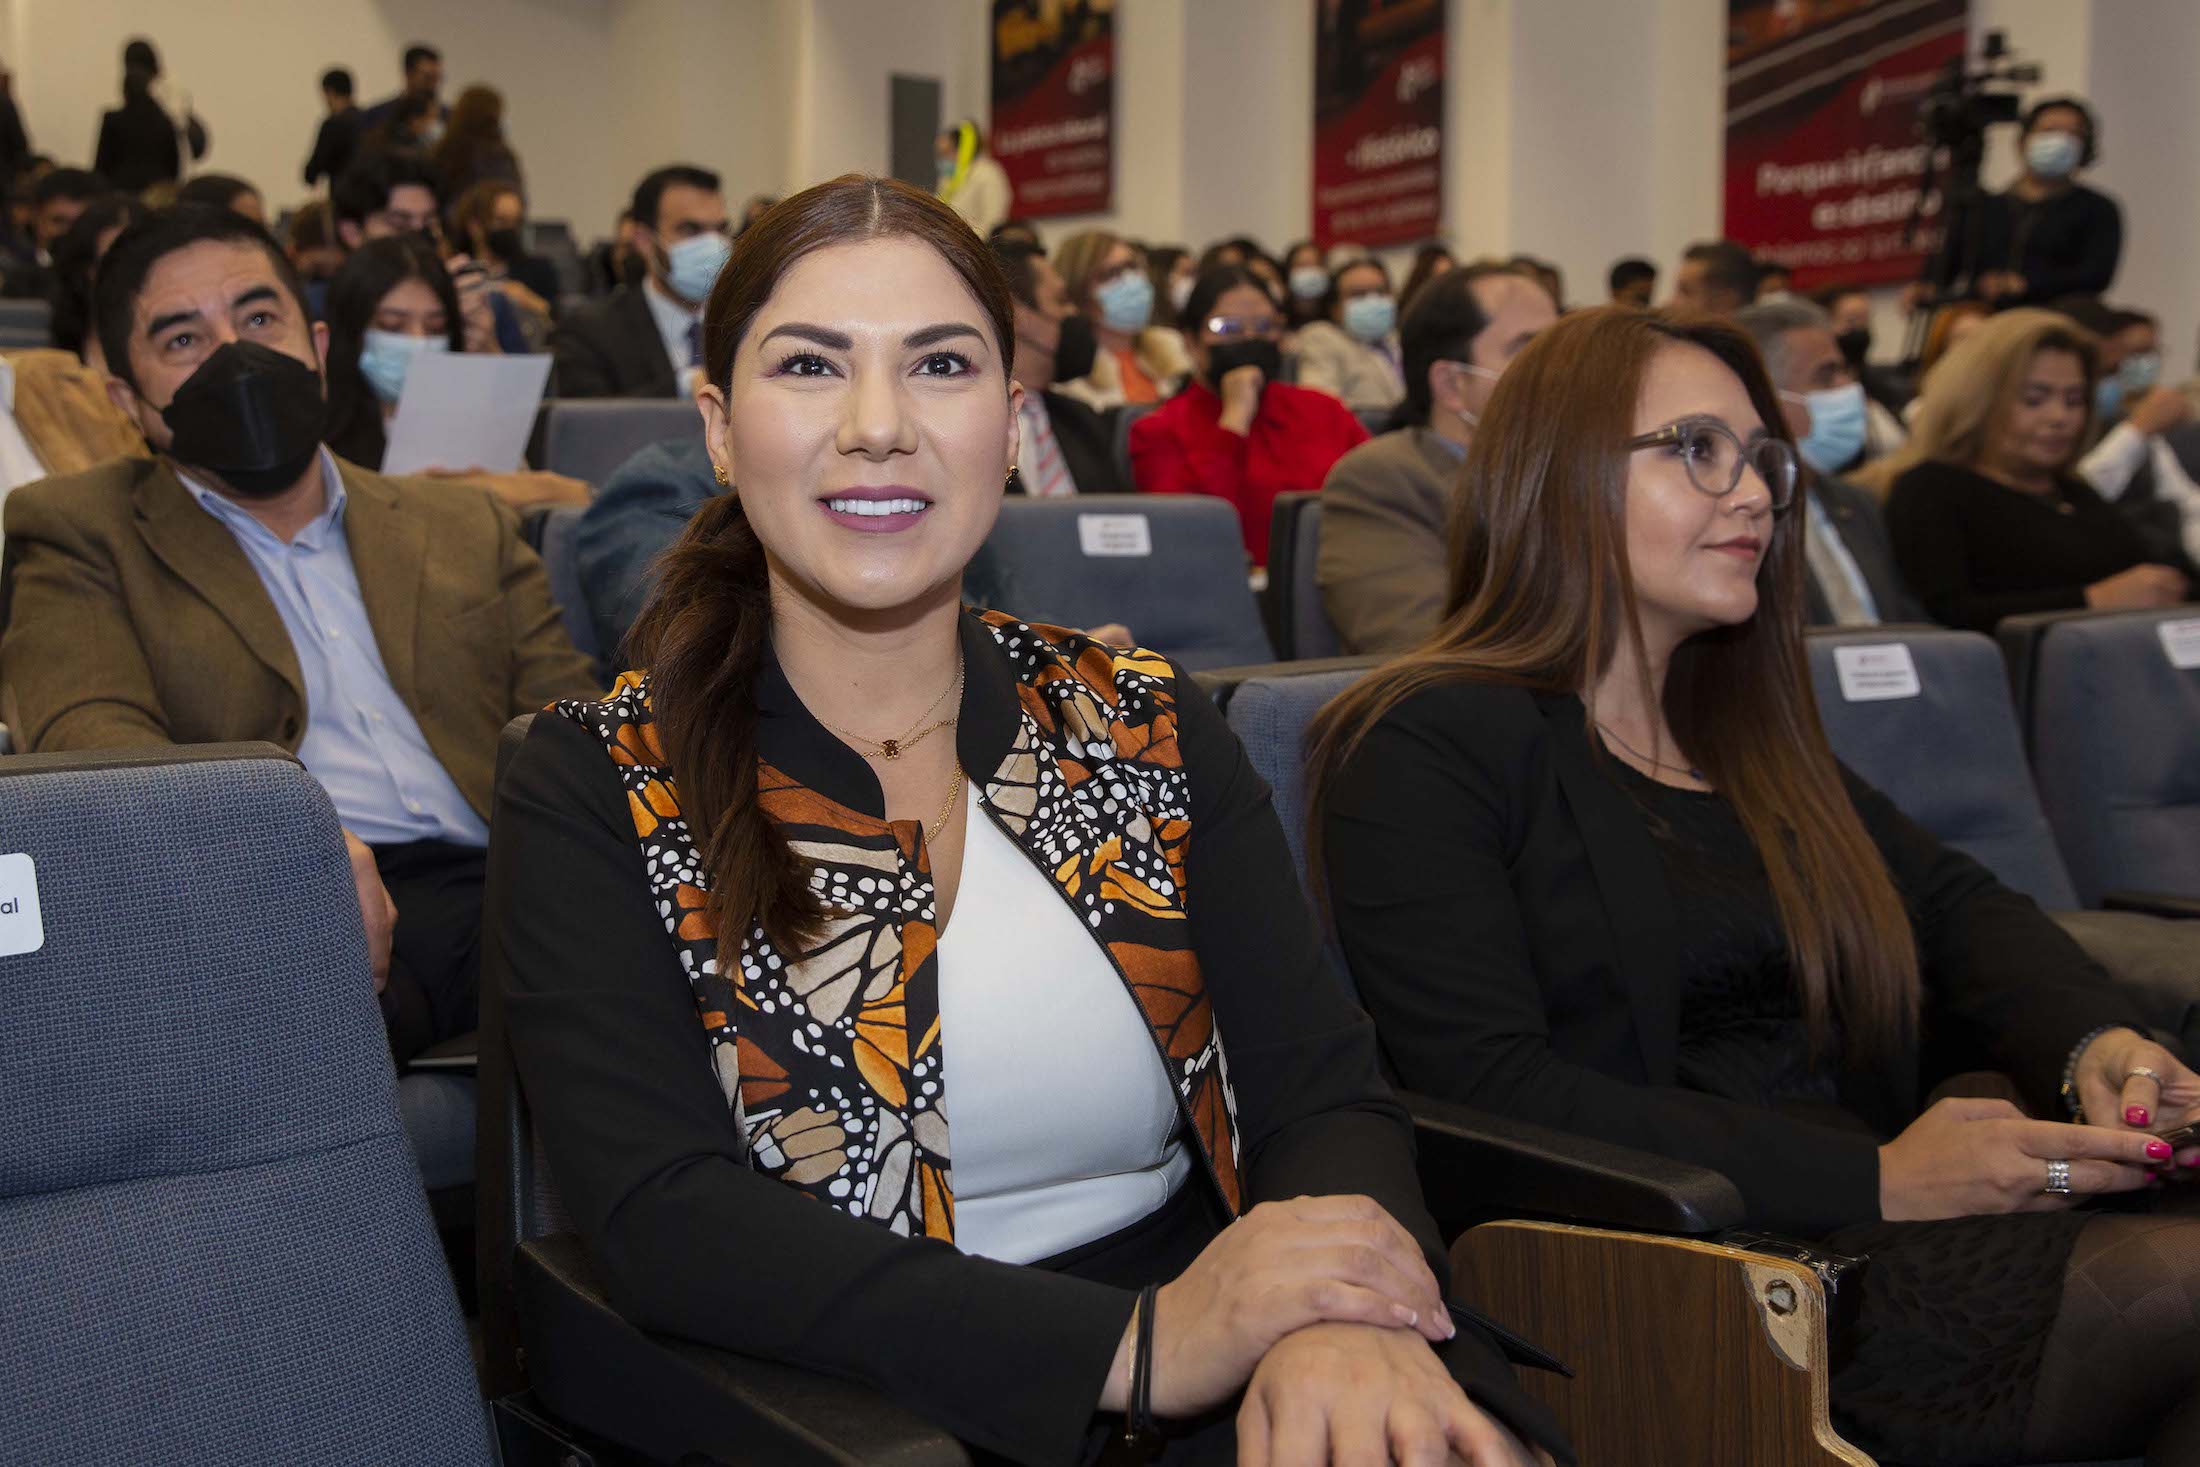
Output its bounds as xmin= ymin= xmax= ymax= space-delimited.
xmin=2068 ymin=1028 xmax=2200 ymax=1183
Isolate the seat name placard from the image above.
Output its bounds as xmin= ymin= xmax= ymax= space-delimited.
xmin=2158 ymin=617 xmax=2200 ymax=671
xmin=1832 ymin=643 xmax=1921 ymax=702
xmin=1076 ymin=514 xmax=1153 ymax=557
xmin=0 ymin=853 xmax=44 ymax=957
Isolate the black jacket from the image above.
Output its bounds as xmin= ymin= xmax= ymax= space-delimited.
xmin=303 ymin=107 xmax=362 ymax=187
xmin=1804 ymin=474 xmax=1925 ymax=625
xmin=1040 ymin=388 xmax=1124 ymax=494
xmin=490 ymin=614 xmax=1569 ymax=1465
xmin=549 ymin=285 xmax=678 ymax=399
xmin=1323 ymin=680 xmax=2144 ymax=1237
xmin=1970 ymin=184 xmax=2122 ymax=305
xmin=94 ymin=94 xmax=205 ymax=193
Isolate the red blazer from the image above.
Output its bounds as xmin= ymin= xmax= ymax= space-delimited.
xmin=1129 ymin=380 xmax=1369 ymax=564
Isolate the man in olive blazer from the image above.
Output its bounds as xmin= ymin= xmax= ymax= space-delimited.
xmin=0 ymin=203 xmax=596 ymax=1060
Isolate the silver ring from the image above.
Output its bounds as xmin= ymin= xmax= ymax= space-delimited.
xmin=2128 ymin=1067 xmax=2163 ymax=1084
xmin=2043 ymin=1159 xmax=2073 ymax=1195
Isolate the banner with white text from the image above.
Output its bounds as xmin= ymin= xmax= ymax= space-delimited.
xmin=1723 ymin=0 xmax=1969 ymax=289
xmin=990 ymin=0 xmax=1115 ymax=219
xmin=1313 ymin=0 xmax=1445 ymax=250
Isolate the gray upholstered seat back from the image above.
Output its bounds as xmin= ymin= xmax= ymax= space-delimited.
xmin=2026 ymin=609 xmax=2200 ymax=905
xmin=540 ymin=400 xmax=702 ymax=487
xmin=1806 ymin=628 xmax=2079 ymax=909
xmin=0 ymin=747 xmax=491 ymax=1465
xmin=981 ymin=494 xmax=1273 ymax=669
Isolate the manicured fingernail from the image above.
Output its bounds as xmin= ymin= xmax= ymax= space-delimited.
xmin=1392 ymin=1304 xmax=1417 ymax=1327
xmin=1441 ymin=1311 xmax=1457 ymax=1340
xmin=2183 ymin=1154 xmax=2200 ymax=1168
xmin=2147 ymin=1139 xmax=2172 ymax=1160
xmin=2128 ymin=1106 xmax=2152 ymax=1128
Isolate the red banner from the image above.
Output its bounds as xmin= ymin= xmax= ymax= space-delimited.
xmin=1723 ymin=0 xmax=1969 ymax=289
xmin=1312 ymin=0 xmax=1444 ymax=250
xmin=989 ymin=0 xmax=1114 ymax=218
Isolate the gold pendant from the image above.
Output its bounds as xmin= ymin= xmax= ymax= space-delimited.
xmin=879 ymin=739 xmax=901 ymax=759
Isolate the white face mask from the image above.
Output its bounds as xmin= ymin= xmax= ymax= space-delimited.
xmin=1446 ymin=360 xmax=1501 ymax=429
xmin=2025 ymin=130 xmax=2083 ymax=179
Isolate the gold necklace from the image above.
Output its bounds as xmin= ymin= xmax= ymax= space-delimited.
xmin=1594 ymin=720 xmax=1706 ymax=783
xmin=925 ymin=767 xmax=965 ymax=843
xmin=817 ymin=662 xmax=964 ymax=761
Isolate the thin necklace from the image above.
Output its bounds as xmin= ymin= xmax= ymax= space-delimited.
xmin=816 ymin=661 xmax=964 ymax=761
xmin=925 ymin=767 xmax=964 ymax=843
xmin=1595 ymin=720 xmax=1706 ymax=784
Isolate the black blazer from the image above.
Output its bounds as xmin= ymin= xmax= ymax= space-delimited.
xmin=490 ymin=619 xmax=1568 ymax=1465
xmin=1804 ymin=474 xmax=1924 ymax=625
xmin=1323 ymin=680 xmax=2145 ymax=1236
xmin=1006 ymin=391 xmax=1122 ymax=497
xmin=549 ymin=285 xmax=678 ymax=399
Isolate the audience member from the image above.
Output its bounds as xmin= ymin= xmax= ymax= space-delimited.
xmin=92 ymin=39 xmax=207 ymax=194
xmin=1310 ymin=303 xmax=2200 ymax=1467
xmin=570 ymin=437 xmax=715 ymax=667
xmin=1671 ymin=239 xmax=1755 ymax=316
xmin=1143 ymin=242 xmax=1195 ymax=321
xmin=282 ymin=199 xmax=345 ymax=286
xmin=991 ymin=237 xmax=1117 ymax=497
xmin=1051 ymin=228 xmax=1189 ymax=409
xmin=1608 ymin=256 xmax=1656 ymax=309
xmin=0 ymin=64 xmax=28 ymax=188
xmin=934 ymin=119 xmax=1012 ymax=236
xmin=1817 ymin=283 xmax=1916 ymax=421
xmin=986 ymin=216 xmax=1042 ymax=249
xmin=303 ymin=67 xmax=363 ymax=189
xmin=448 ymin=179 xmax=560 ymax=311
xmin=1752 ymin=259 xmax=1793 ymax=299
xmin=1398 ymin=243 xmax=1456 ymax=310
xmin=1130 ymin=264 xmax=1367 ymax=564
xmin=175 ymin=173 xmax=265 ymax=224
xmin=360 ymin=91 xmax=441 ymax=164
xmin=1509 ymin=254 xmax=1563 ymax=311
xmin=490 ymin=174 xmax=1565 ymax=1467
xmin=360 ymin=43 xmax=447 ymax=135
xmin=737 ymin=192 xmax=777 ymax=234
xmin=551 ymin=164 xmax=727 ymax=398
xmin=1293 ymin=256 xmax=1404 ymax=416
xmin=1735 ymin=299 xmax=1921 ymax=625
xmin=1912 ymin=298 xmax=1990 ymax=398
xmin=46 ymin=193 xmax=146 ymax=366
xmin=3 ymin=167 xmax=105 ymax=299
xmin=586 ymin=207 xmax=644 ymax=292
xmin=0 ymin=341 xmax=146 ymax=563
xmin=1966 ymin=97 xmax=2121 ymax=308
xmin=0 ymin=204 xmax=595 ymax=1063
xmin=1878 ymin=308 xmax=2193 ymax=630
xmin=2063 ymin=303 xmax=2200 ymax=567
xmin=1282 ymin=239 xmax=1327 ymax=328
xmin=1318 ymin=262 xmax=1556 ymax=653
xmin=331 ymin=150 xmax=442 ymax=250
xmin=431 ymin=84 xmax=522 ymax=202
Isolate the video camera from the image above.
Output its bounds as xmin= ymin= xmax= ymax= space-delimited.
xmin=1915 ymin=29 xmax=2043 ymax=156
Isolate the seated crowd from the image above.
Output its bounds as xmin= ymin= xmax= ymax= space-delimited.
xmin=3 ymin=37 xmax=2199 ymax=1467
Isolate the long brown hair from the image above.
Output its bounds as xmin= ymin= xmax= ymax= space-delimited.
xmin=625 ymin=175 xmax=1015 ymax=959
xmin=1305 ymin=307 xmax=1920 ymax=1062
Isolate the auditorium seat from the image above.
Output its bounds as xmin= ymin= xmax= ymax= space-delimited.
xmin=1263 ymin=492 xmax=1341 ymax=659
xmin=538 ymin=399 xmax=701 ymax=488
xmin=523 ymin=219 xmax=589 ymax=300
xmin=0 ymin=744 xmax=491 ymax=1464
xmin=0 ymin=298 xmax=50 ymax=350
xmin=534 ymin=505 xmax=602 ymax=670
xmin=1113 ymin=400 xmax=1158 ymax=490
xmin=477 ymin=716 xmax=972 ymax=1465
xmin=981 ymin=494 xmax=1272 ymax=668
xmin=1354 ymin=406 xmax=1395 ymax=437
xmin=1997 ymin=607 xmax=2200 ymax=907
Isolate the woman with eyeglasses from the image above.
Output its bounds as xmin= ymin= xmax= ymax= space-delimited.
xmin=1051 ymin=229 xmax=1192 ymax=411
xmin=1293 ymin=258 xmax=1406 ymax=417
xmin=1309 ymin=307 xmax=2200 ymax=1464
xmin=1129 ymin=265 xmax=1368 ymax=564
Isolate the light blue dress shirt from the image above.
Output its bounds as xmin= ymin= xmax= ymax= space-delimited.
xmin=181 ymin=450 xmax=489 ymax=848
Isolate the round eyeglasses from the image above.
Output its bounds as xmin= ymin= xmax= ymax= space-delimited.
xmin=1627 ymin=417 xmax=1797 ymax=512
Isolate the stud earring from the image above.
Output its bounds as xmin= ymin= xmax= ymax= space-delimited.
xmin=1005 ymin=466 xmax=1017 ymax=486
xmin=714 ymin=464 xmax=730 ymax=485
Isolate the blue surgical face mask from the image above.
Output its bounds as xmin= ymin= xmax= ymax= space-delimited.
xmin=664 ymin=230 xmax=732 ymax=304
xmin=1288 ymin=267 xmax=1328 ymax=302
xmin=358 ymin=328 xmax=447 ymax=405
xmin=1095 ymin=270 xmax=1155 ymax=334
xmin=2119 ymin=352 xmax=2162 ymax=396
xmin=1795 ymin=380 xmax=1867 ymax=474
xmin=2096 ymin=375 xmax=2125 ymax=422
xmin=1342 ymin=293 xmax=1397 ymax=345
xmin=2025 ymin=131 xmax=2082 ymax=180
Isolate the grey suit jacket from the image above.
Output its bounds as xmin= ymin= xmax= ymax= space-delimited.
xmin=1806 ymin=474 xmax=1925 ymax=626
xmin=1315 ymin=426 xmax=1459 ymax=654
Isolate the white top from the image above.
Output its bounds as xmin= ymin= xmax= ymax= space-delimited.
xmin=943 ymin=157 xmax=1013 ymax=237
xmin=643 ymin=277 xmax=704 ymax=400
xmin=2081 ymin=420 xmax=2200 ymax=565
xmin=936 ymin=795 xmax=1190 ymax=1264
xmin=0 ymin=359 xmax=50 ymax=572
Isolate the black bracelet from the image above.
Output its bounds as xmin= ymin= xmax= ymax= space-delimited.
xmin=1123 ymin=1283 xmax=1162 ymax=1454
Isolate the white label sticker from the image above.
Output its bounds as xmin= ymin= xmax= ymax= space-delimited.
xmin=0 ymin=852 xmax=44 ymax=957
xmin=1833 ymin=643 xmax=1922 ymax=702
xmin=2158 ymin=617 xmax=2200 ymax=670
xmin=1076 ymin=513 xmax=1153 ymax=557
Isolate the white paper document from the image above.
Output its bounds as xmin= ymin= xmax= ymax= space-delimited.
xmin=379 ymin=352 xmax=552 ymax=476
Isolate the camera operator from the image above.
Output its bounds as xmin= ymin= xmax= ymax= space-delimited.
xmin=1968 ymin=97 xmax=2122 ymax=308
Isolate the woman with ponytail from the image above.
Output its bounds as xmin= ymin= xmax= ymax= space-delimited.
xmin=1309 ymin=306 xmax=2200 ymax=1464
xmin=488 ymin=175 xmax=1565 ymax=1467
